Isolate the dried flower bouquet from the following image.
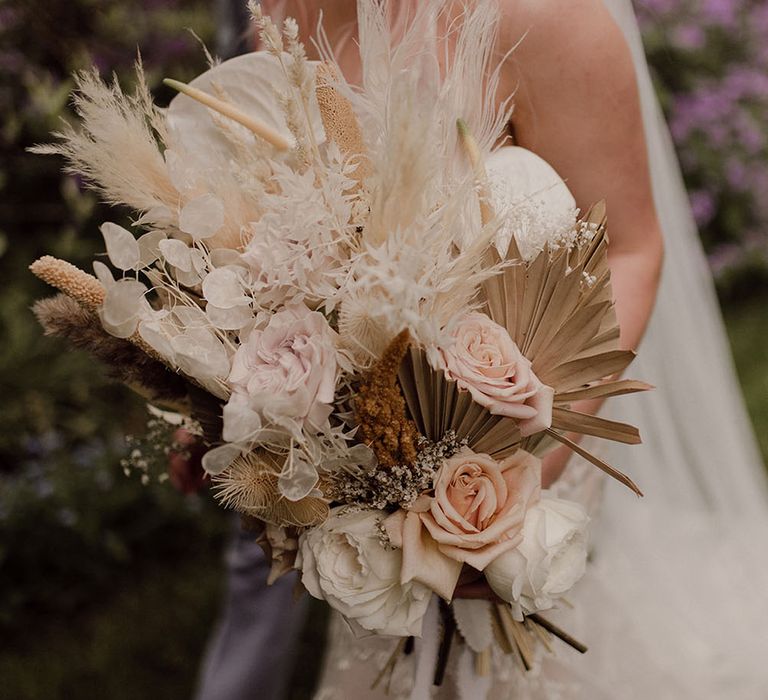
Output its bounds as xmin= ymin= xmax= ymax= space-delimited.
xmin=30 ymin=0 xmax=650 ymax=681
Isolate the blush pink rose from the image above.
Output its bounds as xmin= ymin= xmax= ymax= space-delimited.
xmin=223 ymin=304 xmax=338 ymax=442
xmin=385 ymin=448 xmax=541 ymax=600
xmin=438 ymin=313 xmax=554 ymax=436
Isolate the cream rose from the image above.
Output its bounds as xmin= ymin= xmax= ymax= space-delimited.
xmin=385 ymin=448 xmax=541 ymax=600
xmin=296 ymin=508 xmax=432 ymax=637
xmin=485 ymin=497 xmax=589 ymax=616
xmin=223 ymin=304 xmax=338 ymax=442
xmin=438 ymin=313 xmax=553 ymax=436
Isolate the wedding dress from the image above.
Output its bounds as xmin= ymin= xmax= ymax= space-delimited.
xmin=313 ymin=1 xmax=768 ymax=698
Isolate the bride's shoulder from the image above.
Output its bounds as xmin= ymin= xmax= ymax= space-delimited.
xmin=499 ymin=0 xmax=619 ymax=33
xmin=498 ymin=0 xmax=627 ymax=60
xmin=496 ymin=0 xmax=635 ymax=100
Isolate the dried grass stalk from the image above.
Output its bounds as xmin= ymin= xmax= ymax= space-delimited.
xmin=30 ymin=256 xmax=105 ymax=310
xmin=315 ymin=63 xmax=371 ymax=185
xmin=33 ymin=294 xmax=187 ymax=403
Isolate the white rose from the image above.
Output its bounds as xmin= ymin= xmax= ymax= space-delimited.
xmin=296 ymin=508 xmax=432 ymax=637
xmin=485 ymin=497 xmax=589 ymax=616
xmin=223 ymin=304 xmax=338 ymax=442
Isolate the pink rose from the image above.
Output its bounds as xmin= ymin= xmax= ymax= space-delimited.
xmin=438 ymin=313 xmax=554 ymax=436
xmin=385 ymin=448 xmax=541 ymax=600
xmin=223 ymin=305 xmax=338 ymax=442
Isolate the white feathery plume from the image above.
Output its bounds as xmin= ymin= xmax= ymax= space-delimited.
xmin=31 ymin=58 xmax=178 ymax=215
xmin=325 ymin=0 xmax=513 ymax=361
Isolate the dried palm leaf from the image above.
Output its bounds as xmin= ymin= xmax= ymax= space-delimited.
xmin=471 ymin=204 xmax=651 ymax=492
xmin=398 ymin=347 xmax=521 ymax=459
xmin=545 ymin=428 xmax=643 ymax=497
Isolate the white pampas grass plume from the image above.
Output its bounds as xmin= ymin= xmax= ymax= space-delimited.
xmin=30 ymin=256 xmax=106 ymax=310
xmin=30 ymin=59 xmax=178 ymax=215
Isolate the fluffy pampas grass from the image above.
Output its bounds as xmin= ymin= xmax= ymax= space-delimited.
xmin=30 ymin=59 xmax=179 ymax=216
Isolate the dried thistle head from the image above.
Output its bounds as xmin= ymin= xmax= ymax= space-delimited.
xmin=213 ymin=450 xmax=329 ymax=527
xmin=354 ymin=329 xmax=419 ymax=468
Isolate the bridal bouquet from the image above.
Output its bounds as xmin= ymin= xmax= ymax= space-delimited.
xmin=31 ymin=0 xmax=649 ymax=678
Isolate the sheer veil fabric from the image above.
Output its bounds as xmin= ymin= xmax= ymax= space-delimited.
xmin=314 ymin=2 xmax=768 ymax=698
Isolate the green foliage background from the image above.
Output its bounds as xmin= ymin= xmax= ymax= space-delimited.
xmin=0 ymin=1 xmax=765 ymax=698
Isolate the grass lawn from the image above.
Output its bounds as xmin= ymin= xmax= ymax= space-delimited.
xmin=0 ymin=551 xmax=224 ymax=700
xmin=723 ymin=295 xmax=768 ymax=463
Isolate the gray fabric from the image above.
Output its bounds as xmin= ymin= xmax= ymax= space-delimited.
xmin=195 ymin=523 xmax=308 ymax=700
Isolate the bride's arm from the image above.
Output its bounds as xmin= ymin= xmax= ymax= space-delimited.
xmin=499 ymin=0 xmax=664 ymax=487
xmin=458 ymin=2 xmax=662 ymax=599
xmin=501 ymin=0 xmax=663 ymax=350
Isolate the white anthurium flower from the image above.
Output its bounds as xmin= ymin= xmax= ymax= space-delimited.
xmin=166 ymin=52 xmax=326 ymax=168
xmin=202 ymin=267 xmax=251 ymax=309
xmin=179 ymin=193 xmax=225 ymax=240
xmin=99 ymin=278 xmax=152 ymax=338
xmin=164 ymin=149 xmax=198 ymax=196
xmin=137 ymin=230 xmax=166 ymax=267
xmin=100 ymin=222 xmax=140 ymax=271
xmin=485 ymin=146 xmax=577 ymax=261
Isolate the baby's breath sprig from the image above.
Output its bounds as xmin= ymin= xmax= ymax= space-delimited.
xmin=327 ymin=432 xmax=467 ymax=511
xmin=121 ymin=415 xmax=192 ymax=485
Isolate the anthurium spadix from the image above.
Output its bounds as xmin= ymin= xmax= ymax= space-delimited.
xmin=165 ymin=52 xmax=326 ymax=167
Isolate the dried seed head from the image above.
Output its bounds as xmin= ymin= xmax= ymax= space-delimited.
xmin=30 ymin=256 xmax=106 ymax=310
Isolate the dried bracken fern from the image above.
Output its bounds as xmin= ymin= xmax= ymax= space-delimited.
xmin=354 ymin=329 xmax=419 ymax=468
